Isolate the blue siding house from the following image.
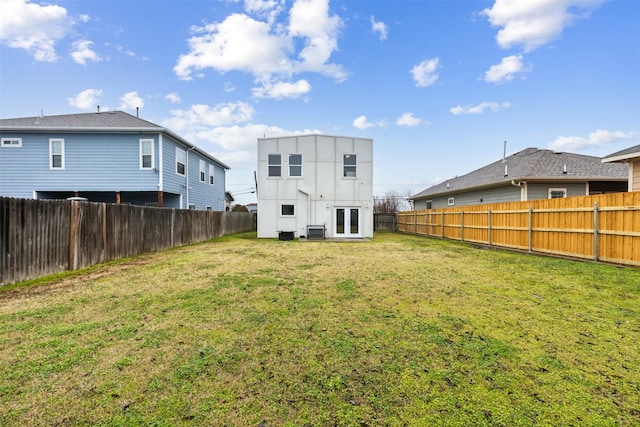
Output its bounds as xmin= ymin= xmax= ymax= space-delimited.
xmin=0 ymin=111 xmax=229 ymax=210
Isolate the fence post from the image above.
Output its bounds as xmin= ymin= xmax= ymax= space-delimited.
xmin=441 ymin=211 xmax=445 ymax=238
xmin=414 ymin=210 xmax=417 ymax=235
xmin=593 ymin=202 xmax=599 ymax=262
xmin=461 ymin=211 xmax=464 ymax=242
xmin=488 ymin=209 xmax=492 ymax=246
xmin=69 ymin=201 xmax=79 ymax=270
xmin=528 ymin=206 xmax=533 ymax=253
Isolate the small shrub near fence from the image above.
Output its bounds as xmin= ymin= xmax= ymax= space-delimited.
xmin=398 ymin=191 xmax=640 ymax=267
xmin=0 ymin=197 xmax=255 ymax=287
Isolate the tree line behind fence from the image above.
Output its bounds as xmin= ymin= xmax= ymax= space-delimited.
xmin=398 ymin=191 xmax=640 ymax=267
xmin=1 ymin=197 xmax=255 ymax=287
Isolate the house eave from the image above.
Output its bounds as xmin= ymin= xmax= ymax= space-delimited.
xmin=602 ymin=152 xmax=640 ymax=163
xmin=410 ymin=176 xmax=627 ymax=201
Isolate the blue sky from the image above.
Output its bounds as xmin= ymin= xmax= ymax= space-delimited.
xmin=1 ymin=0 xmax=639 ymax=205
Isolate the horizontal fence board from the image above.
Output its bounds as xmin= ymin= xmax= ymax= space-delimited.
xmin=1 ymin=197 xmax=256 ymax=287
xmin=398 ymin=191 xmax=640 ymax=266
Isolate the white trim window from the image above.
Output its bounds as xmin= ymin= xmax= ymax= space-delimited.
xmin=199 ymin=159 xmax=206 ymax=183
xmin=343 ymin=154 xmax=357 ymax=177
xmin=176 ymin=147 xmax=186 ymax=176
xmin=1 ymin=138 xmax=22 ymax=148
xmin=447 ymin=197 xmax=455 ymax=206
xmin=289 ymin=154 xmax=302 ymax=177
xmin=49 ymin=138 xmax=65 ymax=169
xmin=548 ymin=188 xmax=567 ymax=199
xmin=140 ymin=139 xmax=154 ymax=169
xmin=281 ymin=204 xmax=295 ymax=216
xmin=209 ymin=164 xmax=215 ymax=185
xmin=268 ymin=154 xmax=281 ymax=177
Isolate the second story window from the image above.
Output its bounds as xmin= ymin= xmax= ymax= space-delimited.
xmin=50 ymin=138 xmax=65 ymax=169
xmin=140 ymin=139 xmax=154 ymax=169
xmin=343 ymin=154 xmax=357 ymax=177
xmin=268 ymin=154 xmax=281 ymax=177
xmin=176 ymin=147 xmax=186 ymax=175
xmin=199 ymin=159 xmax=206 ymax=182
xmin=209 ymin=164 xmax=215 ymax=185
xmin=289 ymin=154 xmax=302 ymax=177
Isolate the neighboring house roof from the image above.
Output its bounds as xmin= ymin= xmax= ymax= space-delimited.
xmin=0 ymin=111 xmax=230 ymax=170
xmin=601 ymin=144 xmax=640 ymax=163
xmin=411 ymin=147 xmax=628 ymax=200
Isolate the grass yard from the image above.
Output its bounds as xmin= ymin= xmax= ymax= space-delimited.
xmin=1 ymin=232 xmax=639 ymax=426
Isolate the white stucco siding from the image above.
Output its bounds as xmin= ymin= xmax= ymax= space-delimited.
xmin=257 ymin=134 xmax=373 ymax=238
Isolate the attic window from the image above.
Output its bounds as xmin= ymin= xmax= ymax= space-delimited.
xmin=1 ymin=138 xmax=21 ymax=147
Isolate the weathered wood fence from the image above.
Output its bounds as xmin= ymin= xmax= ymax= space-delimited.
xmin=0 ymin=197 xmax=256 ymax=286
xmin=398 ymin=191 xmax=640 ymax=267
xmin=374 ymin=213 xmax=397 ymax=231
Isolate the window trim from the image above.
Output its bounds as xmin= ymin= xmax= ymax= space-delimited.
xmin=1 ymin=138 xmax=22 ymax=148
xmin=199 ymin=159 xmax=206 ymax=183
xmin=288 ymin=154 xmax=302 ymax=178
xmin=548 ymin=188 xmax=567 ymax=199
xmin=176 ymin=147 xmax=186 ymax=176
xmin=49 ymin=138 xmax=65 ymax=170
xmin=209 ymin=164 xmax=215 ymax=186
xmin=447 ymin=197 xmax=455 ymax=206
xmin=343 ymin=154 xmax=357 ymax=178
xmin=268 ymin=153 xmax=282 ymax=177
xmin=139 ymin=139 xmax=154 ymax=170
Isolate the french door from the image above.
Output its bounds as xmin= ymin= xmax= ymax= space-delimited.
xmin=335 ymin=207 xmax=361 ymax=238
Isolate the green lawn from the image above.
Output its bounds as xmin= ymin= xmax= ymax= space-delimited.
xmin=1 ymin=232 xmax=638 ymax=426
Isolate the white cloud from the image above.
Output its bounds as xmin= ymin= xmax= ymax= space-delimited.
xmin=67 ymin=89 xmax=103 ymax=110
xmin=353 ymin=115 xmax=377 ymax=130
xmin=70 ymin=40 xmax=102 ymax=65
xmin=396 ymin=112 xmax=422 ymax=127
xmin=118 ymin=91 xmax=144 ymax=111
xmin=548 ymin=130 xmax=637 ymax=151
xmin=484 ymin=54 xmax=528 ymax=84
xmin=483 ymin=0 xmax=605 ymax=52
xmin=163 ymin=102 xmax=255 ymax=134
xmin=371 ymin=16 xmax=388 ymax=41
xmin=165 ymin=93 xmax=181 ymax=104
xmin=252 ymin=79 xmax=311 ymax=99
xmin=450 ymin=101 xmax=511 ymax=115
xmin=174 ymin=0 xmax=346 ymax=85
xmin=288 ymin=0 xmax=344 ymax=77
xmin=411 ymin=58 xmax=439 ymax=88
xmin=0 ymin=0 xmax=73 ymax=62
xmin=174 ymin=13 xmax=291 ymax=80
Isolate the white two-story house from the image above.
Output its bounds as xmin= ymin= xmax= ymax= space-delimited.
xmin=257 ymin=134 xmax=373 ymax=239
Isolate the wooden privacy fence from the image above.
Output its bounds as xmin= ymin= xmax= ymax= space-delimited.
xmin=374 ymin=213 xmax=397 ymax=231
xmin=0 ymin=197 xmax=256 ymax=287
xmin=398 ymin=191 xmax=640 ymax=267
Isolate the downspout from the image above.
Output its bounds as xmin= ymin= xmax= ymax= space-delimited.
xmin=158 ymin=134 xmax=163 ymax=192
xmin=186 ymin=146 xmax=195 ymax=208
xmin=511 ymin=180 xmax=527 ymax=201
xmin=298 ymin=188 xmax=311 ymax=232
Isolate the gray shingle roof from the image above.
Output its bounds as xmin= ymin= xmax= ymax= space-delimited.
xmin=0 ymin=111 xmax=160 ymax=129
xmin=602 ymin=144 xmax=640 ymax=162
xmin=411 ymin=147 xmax=627 ymax=200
